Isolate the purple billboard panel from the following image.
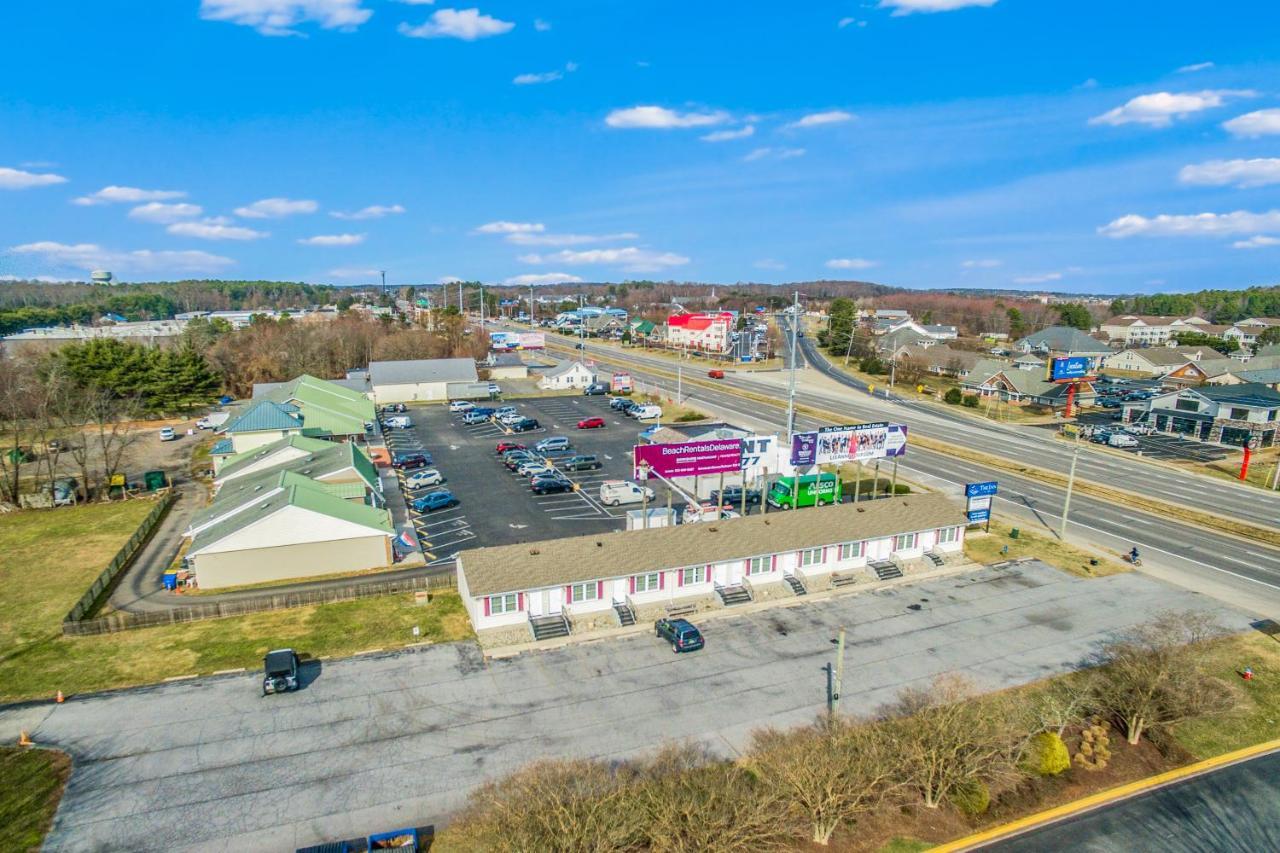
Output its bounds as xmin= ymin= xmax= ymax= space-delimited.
xmin=790 ymin=423 xmax=908 ymax=466
xmin=634 ymin=439 xmax=744 ymax=480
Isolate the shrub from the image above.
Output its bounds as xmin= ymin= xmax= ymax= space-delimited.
xmin=859 ymin=356 xmax=886 ymax=375
xmin=943 ymin=387 xmax=963 ymax=405
xmin=675 ymin=411 xmax=706 ymax=422
xmin=1024 ymin=731 xmax=1071 ymax=776
xmin=951 ymin=779 xmax=990 ymax=816
xmin=961 ymin=394 xmax=980 ymax=408
xmin=1073 ymin=718 xmax=1112 ymax=771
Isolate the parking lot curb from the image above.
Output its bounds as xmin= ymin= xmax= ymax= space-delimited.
xmin=480 ymin=561 xmax=984 ymax=659
xmin=934 ymin=738 xmax=1280 ymax=852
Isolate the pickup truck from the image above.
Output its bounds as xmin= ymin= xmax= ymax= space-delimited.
xmin=655 ymin=617 xmax=705 ymax=653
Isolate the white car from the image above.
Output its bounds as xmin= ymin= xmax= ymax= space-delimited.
xmin=404 ymin=468 xmax=444 ymax=488
xmin=159 ymin=427 xmax=177 ymax=441
xmin=518 ymin=461 xmax=552 ymax=477
xmin=498 ymin=411 xmax=524 ymax=426
xmin=448 ymin=401 xmax=474 ymax=413
xmin=1124 ymin=423 xmax=1155 ymax=436
xmin=488 ymin=382 xmax=501 ymax=394
xmin=1108 ymin=433 xmax=1140 ymax=448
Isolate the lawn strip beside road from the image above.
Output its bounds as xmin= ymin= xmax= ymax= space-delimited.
xmin=552 ymin=338 xmax=1280 ymax=548
xmin=0 ymin=745 xmax=71 ymax=852
xmin=964 ymin=522 xmax=1131 ymax=578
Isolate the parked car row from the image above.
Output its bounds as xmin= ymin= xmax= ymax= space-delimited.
xmin=607 ymin=397 xmax=662 ymax=420
xmin=383 ymin=407 xmax=458 ymax=516
xmin=496 ymin=440 xmax=577 ymax=495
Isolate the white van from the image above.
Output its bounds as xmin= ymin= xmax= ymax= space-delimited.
xmin=385 ymin=415 xmax=413 ymax=429
xmin=599 ymin=480 xmax=656 ymax=507
xmin=633 ymin=405 xmax=662 ymax=420
xmin=1108 ymin=432 xmax=1139 ymax=448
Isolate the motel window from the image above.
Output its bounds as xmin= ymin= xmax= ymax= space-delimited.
xmin=937 ymin=527 xmax=959 ymax=545
xmin=800 ymin=548 xmax=824 ymax=567
xmin=747 ymin=556 xmax=770 ymax=575
xmin=489 ymin=593 xmax=518 ymax=615
xmin=681 ymin=566 xmax=707 ymax=585
xmin=839 ymin=541 xmax=865 ymax=560
xmin=634 ymin=572 xmax=661 ymax=593
xmin=893 ymin=532 xmax=918 ymax=552
xmin=570 ymin=582 xmax=599 ymax=603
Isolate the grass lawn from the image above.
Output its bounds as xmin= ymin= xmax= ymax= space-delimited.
xmin=1173 ymin=629 xmax=1280 ymax=759
xmin=0 ymin=501 xmax=473 ymax=703
xmin=0 ymin=746 xmax=71 ymax=852
xmin=964 ymin=520 xmax=1130 ymax=578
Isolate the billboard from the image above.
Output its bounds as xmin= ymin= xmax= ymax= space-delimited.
xmin=611 ymin=372 xmax=633 ymax=393
xmin=516 ymin=332 xmax=545 ymax=350
xmin=789 ymin=422 xmax=908 ymax=467
xmin=1048 ymin=356 xmax=1091 ymax=382
xmin=965 ymin=481 xmax=997 ymax=524
xmin=634 ymin=439 xmax=744 ymax=481
xmin=740 ymin=434 xmax=780 ymax=475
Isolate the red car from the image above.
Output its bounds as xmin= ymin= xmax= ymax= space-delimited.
xmin=495 ymin=441 xmax=526 ymax=454
xmin=708 ymin=369 xmax=725 ymax=379
xmin=577 ymin=417 xmax=606 ymax=429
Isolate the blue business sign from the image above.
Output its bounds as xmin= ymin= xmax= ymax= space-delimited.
xmin=965 ymin=481 xmax=998 ymax=498
xmin=1049 ymin=356 xmax=1091 ymax=382
xmin=966 ymin=509 xmax=991 ymax=523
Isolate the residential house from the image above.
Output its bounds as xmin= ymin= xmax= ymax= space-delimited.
xmin=367 ymin=358 xmax=480 ymax=404
xmin=1223 ymin=318 xmax=1280 ymax=349
xmin=537 ymin=360 xmax=596 ymax=390
xmin=456 ymin=494 xmax=967 ymax=645
xmin=1011 ymin=352 xmax=1045 ymax=372
xmin=875 ymin=327 xmax=934 ymax=356
xmin=1014 ymin=326 xmax=1113 ymax=371
xmin=1101 ymin=347 xmax=1195 ymax=377
xmin=891 ymin=344 xmax=980 ymax=378
xmin=582 ymin=315 xmax=625 ymax=337
xmin=1098 ymin=315 xmax=1209 ymax=345
xmin=921 ymin=324 xmax=959 ymax=341
xmin=1125 ymin=383 xmax=1280 ymax=447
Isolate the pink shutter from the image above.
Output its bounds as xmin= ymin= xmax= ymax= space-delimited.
xmin=743 ymin=558 xmax=750 ymax=577
xmin=677 ymin=569 xmax=685 ymax=588
xmin=629 ymin=575 xmax=636 ymax=594
xmin=517 ymin=592 xmax=525 ymax=611
xmin=565 ymin=585 xmax=573 ymax=604
xmin=705 ymin=563 xmax=712 ymax=584
xmin=822 ymin=546 xmax=828 ymax=563
xmin=597 ymin=580 xmax=604 ymax=599
xmin=771 ymin=554 xmax=778 ymax=571
xmin=659 ymin=571 xmax=665 ymax=590
xmin=483 ymin=596 xmax=491 ymax=617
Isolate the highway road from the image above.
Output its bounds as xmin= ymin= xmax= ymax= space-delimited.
xmin=536 ymin=329 xmax=1280 ymax=617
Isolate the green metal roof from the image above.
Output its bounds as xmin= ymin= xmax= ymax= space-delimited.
xmin=216 ymin=434 xmax=334 ymax=479
xmin=260 ymin=374 xmax=374 ymax=437
xmin=190 ymin=480 xmax=391 ymax=555
xmin=224 ymin=400 xmax=303 ymax=434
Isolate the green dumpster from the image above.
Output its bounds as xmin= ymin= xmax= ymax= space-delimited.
xmin=144 ymin=470 xmax=169 ymax=491
xmin=1009 ymin=528 xmax=1020 ymax=539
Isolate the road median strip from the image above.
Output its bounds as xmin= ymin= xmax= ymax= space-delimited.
xmin=554 ymin=342 xmax=1280 ymax=549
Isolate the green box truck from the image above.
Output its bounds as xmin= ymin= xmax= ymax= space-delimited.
xmin=766 ymin=473 xmax=841 ymax=509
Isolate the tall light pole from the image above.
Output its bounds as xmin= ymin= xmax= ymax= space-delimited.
xmin=1060 ymin=440 xmax=1080 ymax=539
xmin=479 ymin=284 xmax=485 ymax=325
xmin=785 ymin=290 xmax=800 ymax=443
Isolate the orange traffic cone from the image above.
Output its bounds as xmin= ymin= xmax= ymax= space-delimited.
xmin=55 ymin=690 xmax=64 ymax=703
xmin=18 ymin=730 xmax=32 ymax=747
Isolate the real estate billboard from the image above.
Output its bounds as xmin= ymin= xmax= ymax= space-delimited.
xmin=516 ymin=332 xmax=545 ymax=350
xmin=634 ymin=439 xmax=744 ymax=481
xmin=789 ymin=422 xmax=908 ymax=467
xmin=611 ymin=372 xmax=633 ymax=392
xmin=1047 ymin=356 xmax=1091 ymax=381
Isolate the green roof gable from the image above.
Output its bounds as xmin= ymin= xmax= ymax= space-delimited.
xmin=216 ymin=434 xmax=335 ymax=480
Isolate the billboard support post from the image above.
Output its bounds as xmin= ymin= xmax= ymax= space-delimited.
xmin=874 ymin=460 xmax=881 ymax=497
xmin=718 ymin=471 xmax=725 ymax=508
xmin=853 ymin=461 xmax=862 ymax=504
xmin=891 ymin=459 xmax=898 ymax=497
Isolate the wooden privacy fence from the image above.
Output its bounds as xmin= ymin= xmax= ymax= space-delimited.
xmin=63 ymin=493 xmax=175 ymax=626
xmin=63 ymin=572 xmax=457 ymax=636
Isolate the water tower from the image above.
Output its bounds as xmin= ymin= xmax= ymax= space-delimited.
xmin=91 ymin=270 xmax=113 ymax=285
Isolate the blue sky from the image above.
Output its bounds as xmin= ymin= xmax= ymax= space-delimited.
xmin=2 ymin=1 xmax=1280 ymax=293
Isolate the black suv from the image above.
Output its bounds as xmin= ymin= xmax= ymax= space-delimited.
xmin=262 ymin=648 xmax=300 ymax=695
xmin=511 ymin=417 xmax=540 ymax=432
xmin=609 ymin=397 xmax=631 ymax=411
xmin=562 ymin=454 xmax=602 ymax=472
xmin=709 ymin=487 xmax=762 ymax=507
xmin=655 ymin=618 xmax=704 ymax=653
xmin=391 ymin=451 xmax=431 ymax=470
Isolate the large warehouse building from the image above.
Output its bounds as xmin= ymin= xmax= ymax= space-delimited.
xmin=367 ymin=358 xmax=481 ymax=404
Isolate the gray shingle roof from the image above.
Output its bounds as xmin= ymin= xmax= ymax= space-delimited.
xmin=459 ymin=493 xmax=967 ymax=596
xmin=368 ymin=358 xmax=478 ymax=387
xmin=1016 ymin=326 xmax=1111 ymax=354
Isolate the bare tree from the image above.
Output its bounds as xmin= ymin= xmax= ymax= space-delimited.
xmin=882 ymin=674 xmax=1022 ymax=809
xmin=1029 ymin=678 xmax=1094 ymax=738
xmin=1091 ymin=611 xmax=1237 ymax=745
xmin=749 ymin=717 xmax=899 ymax=845
xmin=0 ymin=358 xmax=40 ymax=503
xmin=90 ymin=393 xmax=144 ymax=496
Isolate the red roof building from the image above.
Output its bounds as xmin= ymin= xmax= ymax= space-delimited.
xmin=666 ymin=312 xmax=735 ymax=352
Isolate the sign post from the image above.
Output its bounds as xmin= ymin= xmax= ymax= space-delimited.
xmin=964 ymin=481 xmax=998 ymax=532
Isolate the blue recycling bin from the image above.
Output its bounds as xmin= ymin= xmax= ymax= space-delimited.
xmin=162 ymin=571 xmax=178 ymax=591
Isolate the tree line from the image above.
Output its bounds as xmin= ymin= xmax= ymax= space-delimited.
xmin=1117 ymin=285 xmax=1280 ymax=325
xmin=433 ymin=612 xmax=1236 ymax=852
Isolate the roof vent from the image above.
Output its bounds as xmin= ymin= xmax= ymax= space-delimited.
xmin=707 ymin=525 xmax=719 ymax=532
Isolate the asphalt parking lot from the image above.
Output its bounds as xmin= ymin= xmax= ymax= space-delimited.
xmin=399 ymin=395 xmax=683 ymax=564
xmin=1054 ymin=414 xmax=1233 ymax=463
xmin=16 ymin=560 xmax=1249 ymax=852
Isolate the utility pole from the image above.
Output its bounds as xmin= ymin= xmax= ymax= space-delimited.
xmin=677 ymin=365 xmax=682 ymax=405
xmin=829 ymin=627 xmax=846 ymax=718
xmin=479 ymin=284 xmax=485 ymax=325
xmin=786 ymin=290 xmax=799 ymax=443
xmin=530 ymin=284 xmax=535 ymax=325
xmin=458 ymin=281 xmax=464 ymax=317
xmin=1060 ymin=441 xmax=1080 ymax=539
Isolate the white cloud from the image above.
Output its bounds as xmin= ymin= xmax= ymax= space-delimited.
xmin=838 ymin=17 xmax=867 ymax=28
xmin=10 ymin=241 xmax=234 ymax=274
xmin=506 ymin=231 xmax=639 ymax=247
xmin=0 ymin=166 xmax=68 ymax=190
xmin=472 ymin=220 xmax=544 ymax=235
xmin=785 ymin=110 xmax=855 ymax=129
xmin=0 ymin=275 xmax=73 ymax=283
xmin=754 ymin=259 xmax=786 ymax=270
xmin=398 ymin=8 xmax=514 ymax=40
xmin=438 ymin=276 xmax=464 ymax=284
xmin=330 ymin=204 xmax=405 ymax=220
xmin=1099 ymin=210 xmax=1280 ymax=238
xmin=879 ymin=0 xmax=997 ymax=14
xmin=605 ymin=106 xmax=729 ymax=129
xmin=1178 ymin=158 xmax=1280 ymax=189
xmin=73 ymin=185 xmax=186 ymax=206
xmin=234 ymin=197 xmax=318 ymax=218
xmin=298 ymin=233 xmax=365 ymax=246
xmin=1013 ymin=272 xmax=1063 ymax=284
xmin=518 ymin=247 xmax=690 ymax=273
xmin=504 ymin=272 xmax=584 ymax=286
xmin=1232 ymin=235 xmax=1280 ymax=250
xmin=514 ymin=70 xmax=562 ymax=85
xmin=1177 ymin=61 xmax=1215 ymax=73
xmin=700 ymin=125 xmax=755 ymax=142
xmin=825 ymin=258 xmax=877 ymax=270
xmin=1088 ymin=90 xmax=1253 ymax=128
xmin=533 ymin=18 xmax=551 ymax=31
xmin=961 ymin=258 xmax=1002 ymax=268
xmin=199 ymin=0 xmax=372 ymax=36
xmin=167 ymin=220 xmax=269 ymax=240
xmin=1223 ymin=108 xmax=1280 ymax=138
xmin=743 ymin=147 xmax=806 ymax=162
xmin=128 ymin=202 xmax=204 ymax=223
xmin=327 ymin=266 xmax=382 ymax=278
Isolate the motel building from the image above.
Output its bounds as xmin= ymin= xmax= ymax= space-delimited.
xmin=456 ymin=493 xmax=968 ymax=646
